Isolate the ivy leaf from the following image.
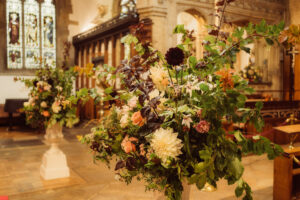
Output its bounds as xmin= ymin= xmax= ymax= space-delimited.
xmin=265 ymin=38 xmax=274 ymax=45
xmin=174 ymin=24 xmax=186 ymax=34
xmin=234 ymin=131 xmax=245 ymax=142
xmin=104 ymin=87 xmax=114 ymax=94
xmin=228 ymin=157 xmax=244 ymax=180
xmin=188 ymin=174 xmax=199 ymax=184
xmin=241 ymin=46 xmax=251 ymax=54
xmin=235 ymin=185 xmax=244 ymax=197
xmin=196 ymin=174 xmax=207 ymax=190
xmin=200 ymin=83 xmax=209 ymax=92
xmin=255 ymin=101 xmax=263 ymax=110
xmin=256 ymin=20 xmax=267 ymax=34
xmin=189 ymin=56 xmax=197 ymax=68
xmin=199 ymin=150 xmax=211 ymax=161
xmin=195 ymin=162 xmax=206 ymax=173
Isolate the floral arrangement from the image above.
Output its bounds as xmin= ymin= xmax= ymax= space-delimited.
xmin=17 ymin=67 xmax=81 ymax=129
xmin=79 ymin=1 xmax=289 ymax=200
xmin=239 ymin=62 xmax=263 ymax=83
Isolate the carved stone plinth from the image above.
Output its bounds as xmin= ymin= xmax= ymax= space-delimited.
xmin=40 ymin=123 xmax=70 ymax=180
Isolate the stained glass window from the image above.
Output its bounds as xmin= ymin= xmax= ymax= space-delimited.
xmin=6 ymin=0 xmax=23 ymax=69
xmin=24 ymin=0 xmax=40 ymax=69
xmin=120 ymin=0 xmax=136 ymax=15
xmin=6 ymin=0 xmax=56 ymax=70
xmin=42 ymin=0 xmax=56 ymax=68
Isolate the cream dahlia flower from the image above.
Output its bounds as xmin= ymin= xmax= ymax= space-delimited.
xmin=150 ymin=67 xmax=169 ymax=91
xmin=150 ymin=128 xmax=183 ymax=165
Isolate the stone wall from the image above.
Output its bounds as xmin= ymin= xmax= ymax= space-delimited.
xmin=137 ymin=0 xmax=286 ymax=53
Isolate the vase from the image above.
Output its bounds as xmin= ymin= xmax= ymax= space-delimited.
xmin=44 ymin=123 xmax=64 ymax=140
xmin=40 ymin=123 xmax=70 ymax=180
xmin=154 ymin=180 xmax=191 ymax=200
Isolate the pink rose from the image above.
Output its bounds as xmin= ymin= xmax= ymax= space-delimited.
xmin=194 ymin=120 xmax=210 ymax=133
xmin=121 ymin=135 xmax=138 ymax=154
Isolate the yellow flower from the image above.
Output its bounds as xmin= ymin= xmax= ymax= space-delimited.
xmin=76 ymin=135 xmax=83 ymax=141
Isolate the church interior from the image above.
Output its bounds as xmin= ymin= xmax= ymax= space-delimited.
xmin=1 ymin=0 xmax=300 ymax=199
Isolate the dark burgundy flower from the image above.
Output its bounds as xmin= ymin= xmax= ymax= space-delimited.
xmin=165 ymin=47 xmax=184 ymax=66
xmin=90 ymin=141 xmax=100 ymax=151
xmin=47 ymin=79 xmax=54 ymax=86
xmin=33 ymin=80 xmax=38 ymax=87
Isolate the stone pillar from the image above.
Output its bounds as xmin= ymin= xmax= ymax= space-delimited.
xmin=136 ymin=0 xmax=168 ymax=53
xmin=288 ymin=0 xmax=300 ymax=100
xmin=289 ymin=0 xmax=300 ymax=24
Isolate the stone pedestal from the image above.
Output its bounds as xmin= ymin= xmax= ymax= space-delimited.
xmin=40 ymin=123 xmax=70 ymax=180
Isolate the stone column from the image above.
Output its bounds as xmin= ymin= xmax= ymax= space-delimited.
xmin=136 ymin=0 xmax=168 ymax=53
xmin=289 ymin=0 xmax=300 ymax=100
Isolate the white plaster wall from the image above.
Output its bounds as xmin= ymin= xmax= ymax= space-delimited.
xmin=68 ymin=0 xmax=114 ymax=39
xmin=0 ymin=76 xmax=32 ymax=104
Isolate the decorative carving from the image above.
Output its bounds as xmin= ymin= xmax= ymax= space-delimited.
xmin=92 ymin=4 xmax=108 ymax=25
xmin=73 ymin=12 xmax=139 ymax=45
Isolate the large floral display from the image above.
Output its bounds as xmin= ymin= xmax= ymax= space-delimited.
xmin=17 ymin=66 xmax=81 ymax=130
xmin=79 ymin=1 xmax=291 ymax=200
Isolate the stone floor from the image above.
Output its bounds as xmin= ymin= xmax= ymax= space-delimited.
xmin=0 ymin=123 xmax=295 ymax=200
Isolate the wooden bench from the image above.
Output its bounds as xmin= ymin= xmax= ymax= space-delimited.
xmin=4 ymin=98 xmax=28 ymax=131
xmin=274 ymin=147 xmax=300 ymax=200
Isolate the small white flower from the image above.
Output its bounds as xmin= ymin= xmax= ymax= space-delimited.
xmin=150 ymin=128 xmax=183 ymax=165
xmin=149 ymin=89 xmax=160 ymax=100
xmin=121 ymin=105 xmax=130 ymax=115
xmin=120 ymin=114 xmax=129 ymax=128
xmin=37 ymin=81 xmax=44 ymax=87
xmin=51 ymin=101 xmax=61 ymax=113
xmin=44 ymin=84 xmax=52 ymax=91
xmin=115 ymin=174 xmax=121 ymax=181
xmin=56 ymin=86 xmax=63 ymax=92
xmin=40 ymin=101 xmax=47 ymax=108
xmin=182 ymin=114 xmax=193 ymax=128
xmin=185 ymin=80 xmax=199 ymax=97
xmin=128 ymin=96 xmax=138 ymax=109
xmin=140 ymin=71 xmax=150 ymax=80
xmin=150 ymin=67 xmax=169 ymax=91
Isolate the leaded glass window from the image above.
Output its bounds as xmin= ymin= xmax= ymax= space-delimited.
xmin=6 ymin=0 xmax=56 ymax=69
xmin=6 ymin=0 xmax=23 ymax=69
xmin=42 ymin=0 xmax=56 ymax=68
xmin=24 ymin=0 xmax=40 ymax=69
xmin=120 ymin=0 xmax=136 ymax=15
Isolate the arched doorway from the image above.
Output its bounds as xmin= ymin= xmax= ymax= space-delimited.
xmin=177 ymin=9 xmax=206 ymax=59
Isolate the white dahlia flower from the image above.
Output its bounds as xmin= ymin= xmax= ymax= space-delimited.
xmin=150 ymin=128 xmax=183 ymax=165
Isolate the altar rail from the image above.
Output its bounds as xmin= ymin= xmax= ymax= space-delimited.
xmin=245 ymin=101 xmax=300 ymax=144
xmin=72 ymin=13 xmax=152 ymax=119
